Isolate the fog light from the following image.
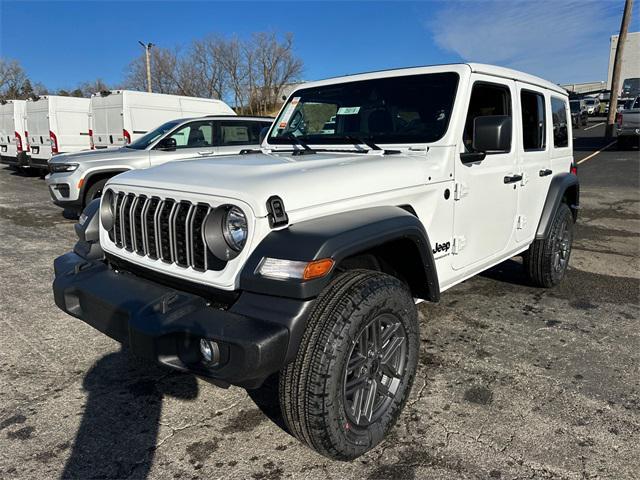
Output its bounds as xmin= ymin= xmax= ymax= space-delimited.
xmin=199 ymin=338 xmax=220 ymax=366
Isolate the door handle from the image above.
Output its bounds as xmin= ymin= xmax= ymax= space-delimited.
xmin=504 ymin=174 xmax=523 ymax=184
xmin=197 ymin=150 xmax=213 ymax=156
xmin=539 ymin=169 xmax=553 ymax=177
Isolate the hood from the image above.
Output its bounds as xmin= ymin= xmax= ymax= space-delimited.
xmin=108 ymin=150 xmax=429 ymax=217
xmin=50 ymin=147 xmax=137 ymax=164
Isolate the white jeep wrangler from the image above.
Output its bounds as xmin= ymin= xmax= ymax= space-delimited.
xmin=53 ymin=63 xmax=578 ymax=460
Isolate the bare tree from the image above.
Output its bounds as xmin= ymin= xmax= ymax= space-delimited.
xmin=0 ymin=58 xmax=28 ymax=100
xmin=247 ymin=32 xmax=303 ymax=115
xmin=125 ymin=47 xmax=182 ymax=94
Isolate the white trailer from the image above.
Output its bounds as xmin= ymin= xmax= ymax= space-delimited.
xmin=89 ymin=90 xmax=236 ymax=149
xmin=0 ymin=100 xmax=29 ymax=167
xmin=26 ymin=95 xmax=91 ymax=169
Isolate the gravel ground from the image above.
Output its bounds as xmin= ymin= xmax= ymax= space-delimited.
xmin=0 ymin=123 xmax=638 ymax=479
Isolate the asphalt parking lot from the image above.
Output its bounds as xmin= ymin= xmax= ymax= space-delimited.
xmin=0 ymin=119 xmax=638 ymax=480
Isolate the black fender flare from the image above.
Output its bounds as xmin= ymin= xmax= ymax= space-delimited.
xmin=535 ymin=173 xmax=579 ymax=240
xmin=81 ymin=168 xmax=130 ymax=205
xmin=240 ymin=206 xmax=440 ymax=301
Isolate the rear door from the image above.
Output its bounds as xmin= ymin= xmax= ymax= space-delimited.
xmin=92 ymin=94 xmax=124 ymax=148
xmin=452 ymin=76 xmax=519 ymax=271
xmin=27 ymin=99 xmax=51 ymax=159
xmin=148 ymin=120 xmax=217 ymax=166
xmin=0 ymin=104 xmax=12 ymax=153
xmin=215 ymin=120 xmax=267 ymax=156
xmin=515 ymin=84 xmax=551 ymax=243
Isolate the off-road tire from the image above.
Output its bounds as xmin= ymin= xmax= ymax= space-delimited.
xmin=279 ymin=270 xmax=420 ymax=460
xmin=83 ymin=178 xmax=108 ymax=208
xmin=524 ymin=202 xmax=574 ymax=287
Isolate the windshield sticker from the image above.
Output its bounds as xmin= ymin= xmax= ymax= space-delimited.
xmin=337 ymin=106 xmax=360 ymax=115
xmin=278 ymin=97 xmax=301 ymax=128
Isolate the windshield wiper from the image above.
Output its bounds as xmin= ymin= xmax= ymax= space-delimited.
xmin=346 ymin=136 xmax=400 ymax=155
xmin=285 ymin=133 xmax=316 ymax=155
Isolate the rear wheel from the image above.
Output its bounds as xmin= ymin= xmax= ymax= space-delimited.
xmin=279 ymin=270 xmax=419 ymax=460
xmin=83 ymin=178 xmax=108 ymax=208
xmin=524 ymin=202 xmax=574 ymax=287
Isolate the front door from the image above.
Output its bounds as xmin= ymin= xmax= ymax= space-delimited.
xmin=148 ymin=120 xmax=217 ymax=166
xmin=452 ymin=76 xmax=519 ymax=270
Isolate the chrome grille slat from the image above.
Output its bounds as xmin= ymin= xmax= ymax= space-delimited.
xmin=109 ymin=191 xmax=221 ymax=272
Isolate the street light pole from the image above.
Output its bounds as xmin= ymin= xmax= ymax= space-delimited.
xmin=138 ymin=41 xmax=154 ymax=93
xmin=606 ymin=0 xmax=634 ymax=138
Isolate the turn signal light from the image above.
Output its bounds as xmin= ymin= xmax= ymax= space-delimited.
xmin=303 ymin=259 xmax=335 ymax=280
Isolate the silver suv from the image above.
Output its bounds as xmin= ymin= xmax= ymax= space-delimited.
xmin=46 ymin=115 xmax=272 ymax=214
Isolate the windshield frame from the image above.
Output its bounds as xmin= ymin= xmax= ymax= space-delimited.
xmin=266 ymin=71 xmax=460 ymax=148
xmin=125 ymin=119 xmax=184 ymax=150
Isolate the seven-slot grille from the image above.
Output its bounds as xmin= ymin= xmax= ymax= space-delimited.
xmin=108 ymin=191 xmax=219 ymax=271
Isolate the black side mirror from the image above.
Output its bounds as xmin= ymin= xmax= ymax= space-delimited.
xmin=259 ymin=126 xmax=269 ymax=144
xmin=157 ymin=137 xmax=177 ymax=150
xmin=461 ymin=115 xmax=511 ymax=164
xmin=473 ymin=115 xmax=511 ymax=153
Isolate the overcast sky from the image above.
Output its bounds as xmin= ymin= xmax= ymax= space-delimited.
xmin=1 ymin=0 xmax=638 ymax=90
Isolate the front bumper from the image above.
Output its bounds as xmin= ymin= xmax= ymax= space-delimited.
xmin=46 ymin=170 xmax=82 ymax=207
xmin=53 ymin=252 xmax=313 ymax=388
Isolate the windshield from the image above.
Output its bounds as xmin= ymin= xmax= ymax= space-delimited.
xmin=126 ymin=120 xmax=182 ymax=150
xmin=623 ymin=78 xmax=640 ymax=89
xmin=570 ymin=102 xmax=580 ymax=113
xmin=269 ymin=72 xmax=459 ymax=146
xmin=585 ymin=99 xmax=595 ymax=105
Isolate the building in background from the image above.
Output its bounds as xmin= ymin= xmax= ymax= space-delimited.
xmin=607 ymin=31 xmax=640 ymax=96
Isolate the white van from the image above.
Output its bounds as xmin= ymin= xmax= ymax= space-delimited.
xmin=90 ymin=90 xmax=236 ymax=149
xmin=0 ymin=100 xmax=29 ymax=168
xmin=26 ymin=95 xmax=91 ymax=169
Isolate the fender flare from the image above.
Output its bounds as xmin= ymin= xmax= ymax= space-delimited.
xmin=81 ymin=168 xmax=131 ymax=204
xmin=240 ymin=206 xmax=440 ymax=301
xmin=535 ymin=173 xmax=579 ymax=240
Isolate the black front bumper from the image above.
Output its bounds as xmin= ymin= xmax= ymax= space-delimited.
xmin=53 ymin=252 xmax=313 ymax=388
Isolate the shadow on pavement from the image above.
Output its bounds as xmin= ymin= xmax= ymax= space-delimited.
xmin=246 ymin=373 xmax=289 ymax=434
xmin=61 ymin=348 xmax=199 ymax=479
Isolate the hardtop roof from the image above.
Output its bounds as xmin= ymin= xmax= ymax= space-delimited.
xmin=294 ymin=63 xmax=568 ymax=97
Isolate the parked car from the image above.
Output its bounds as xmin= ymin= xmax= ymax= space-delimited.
xmin=26 ymin=95 xmax=91 ymax=170
xmin=46 ymin=115 xmax=273 ymax=214
xmin=584 ymin=97 xmax=600 ymax=115
xmin=90 ymin=90 xmax=235 ymax=149
xmin=616 ymin=96 xmax=640 ymax=149
xmin=0 ymin=99 xmax=29 ymax=168
xmin=53 ymin=63 xmax=578 ymax=460
xmin=621 ymin=77 xmax=640 ymax=99
xmin=570 ymin=100 xmax=588 ymax=127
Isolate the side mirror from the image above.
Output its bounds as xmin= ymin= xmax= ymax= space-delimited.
xmin=259 ymin=126 xmax=269 ymax=144
xmin=157 ymin=137 xmax=177 ymax=150
xmin=472 ymin=115 xmax=511 ymax=153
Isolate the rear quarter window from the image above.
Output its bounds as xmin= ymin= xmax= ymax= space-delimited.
xmin=551 ymin=97 xmax=569 ymax=148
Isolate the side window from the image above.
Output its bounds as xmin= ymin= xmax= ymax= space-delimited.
xmin=217 ymin=121 xmax=263 ymax=146
xmin=520 ymin=90 xmax=546 ymax=151
xmin=633 ymin=97 xmax=640 ymax=109
xmin=464 ymin=82 xmax=512 ymax=152
xmin=551 ymin=97 xmax=569 ymax=148
xmin=168 ymin=121 xmax=214 ymax=148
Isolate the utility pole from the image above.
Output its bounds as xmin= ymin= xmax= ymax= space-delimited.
xmin=138 ymin=41 xmax=154 ymax=93
xmin=606 ymin=0 xmax=634 ymax=138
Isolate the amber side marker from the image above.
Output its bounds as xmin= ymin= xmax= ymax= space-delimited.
xmin=303 ymin=258 xmax=334 ymax=280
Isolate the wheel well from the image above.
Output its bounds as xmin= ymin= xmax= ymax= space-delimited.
xmin=562 ymin=184 xmax=579 ymax=222
xmin=82 ymin=170 xmax=125 ymax=206
xmin=337 ymin=238 xmax=433 ymax=300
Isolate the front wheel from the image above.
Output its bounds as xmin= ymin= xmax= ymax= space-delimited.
xmin=279 ymin=270 xmax=420 ymax=460
xmin=83 ymin=178 xmax=108 ymax=208
xmin=523 ymin=202 xmax=574 ymax=287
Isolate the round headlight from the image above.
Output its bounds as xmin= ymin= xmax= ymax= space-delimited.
xmin=100 ymin=189 xmax=115 ymax=231
xmin=223 ymin=206 xmax=248 ymax=252
xmin=203 ymin=205 xmax=248 ymax=261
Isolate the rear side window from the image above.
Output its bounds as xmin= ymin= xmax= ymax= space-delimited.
xmin=521 ymin=90 xmax=546 ymax=151
xmin=464 ymin=82 xmax=512 ymax=152
xmin=217 ymin=121 xmax=265 ymax=146
xmin=551 ymin=97 xmax=569 ymax=148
